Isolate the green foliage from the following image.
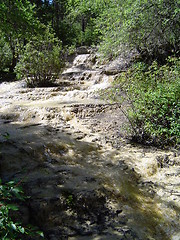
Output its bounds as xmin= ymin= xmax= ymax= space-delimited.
xmin=0 ymin=0 xmax=40 ymax=39
xmin=0 ymin=0 xmax=178 ymax=60
xmin=96 ymin=1 xmax=123 ymax=58
xmin=0 ymin=0 xmax=42 ymax=72
xmin=97 ymin=0 xmax=180 ymax=60
xmin=104 ymin=57 xmax=180 ymax=147
xmin=0 ymin=179 xmax=44 ymax=239
xmin=0 ymin=35 xmax=12 ymax=71
xmin=15 ymin=26 xmax=64 ymax=87
xmin=65 ymin=0 xmax=109 ymax=46
xmin=66 ymin=195 xmax=74 ymax=205
xmin=1 ymin=132 xmax=10 ymax=140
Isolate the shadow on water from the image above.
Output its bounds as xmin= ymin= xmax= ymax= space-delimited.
xmin=0 ymin=120 xmax=178 ymax=239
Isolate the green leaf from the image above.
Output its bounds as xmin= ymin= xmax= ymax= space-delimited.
xmin=6 ymin=204 xmax=19 ymax=211
xmin=36 ymin=231 xmax=44 ymax=237
xmin=18 ymin=226 xmax=25 ymax=234
xmin=11 ymin=223 xmax=17 ymax=230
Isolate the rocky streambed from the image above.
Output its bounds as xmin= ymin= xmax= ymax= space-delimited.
xmin=0 ymin=49 xmax=180 ymax=240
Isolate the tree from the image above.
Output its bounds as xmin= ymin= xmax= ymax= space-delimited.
xmin=65 ymin=0 xmax=110 ymax=45
xmin=97 ymin=0 xmax=180 ymax=61
xmin=28 ymin=0 xmax=70 ymax=45
xmin=0 ymin=0 xmax=41 ymax=72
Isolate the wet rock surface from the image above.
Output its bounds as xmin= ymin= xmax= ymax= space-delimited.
xmin=0 ymin=49 xmax=180 ymax=239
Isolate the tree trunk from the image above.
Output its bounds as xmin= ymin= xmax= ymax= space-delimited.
xmin=82 ymin=16 xmax=85 ymax=32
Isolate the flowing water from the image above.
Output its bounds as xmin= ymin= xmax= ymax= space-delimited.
xmin=0 ymin=52 xmax=180 ymax=240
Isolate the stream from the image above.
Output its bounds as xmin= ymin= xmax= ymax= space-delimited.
xmin=0 ymin=49 xmax=180 ymax=240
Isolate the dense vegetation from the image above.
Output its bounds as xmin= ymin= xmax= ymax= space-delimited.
xmin=0 ymin=0 xmax=179 ymax=140
xmin=97 ymin=0 xmax=180 ymax=61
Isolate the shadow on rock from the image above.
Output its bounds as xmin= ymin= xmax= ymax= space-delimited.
xmin=0 ymin=120 xmax=171 ymax=240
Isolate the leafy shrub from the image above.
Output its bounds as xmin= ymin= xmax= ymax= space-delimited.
xmin=0 ymin=179 xmax=43 ymax=239
xmin=15 ymin=27 xmax=64 ymax=87
xmin=104 ymin=57 xmax=180 ymax=147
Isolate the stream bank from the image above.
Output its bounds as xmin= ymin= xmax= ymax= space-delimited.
xmin=0 ymin=49 xmax=180 ymax=239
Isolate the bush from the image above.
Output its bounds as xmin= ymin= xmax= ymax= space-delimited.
xmin=15 ymin=27 xmax=64 ymax=87
xmin=104 ymin=57 xmax=180 ymax=147
xmin=0 ymin=179 xmax=44 ymax=239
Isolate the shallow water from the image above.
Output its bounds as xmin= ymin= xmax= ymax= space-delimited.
xmin=0 ymin=122 xmax=174 ymax=239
